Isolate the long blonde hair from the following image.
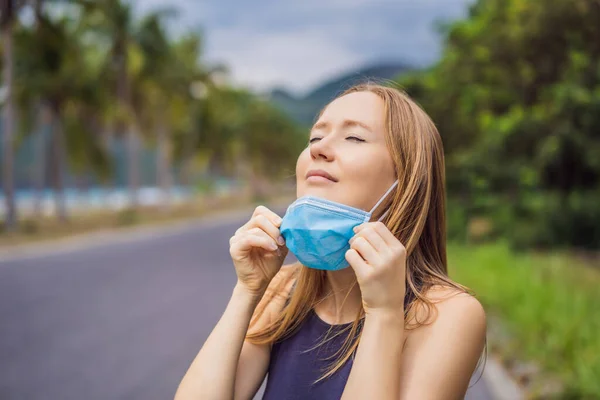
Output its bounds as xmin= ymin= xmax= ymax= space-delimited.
xmin=246 ymin=83 xmax=472 ymax=382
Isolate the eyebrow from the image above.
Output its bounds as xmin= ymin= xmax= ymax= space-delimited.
xmin=311 ymin=119 xmax=373 ymax=133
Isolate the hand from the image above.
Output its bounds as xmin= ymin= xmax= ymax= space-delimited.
xmin=345 ymin=222 xmax=407 ymax=316
xmin=230 ymin=206 xmax=288 ymax=297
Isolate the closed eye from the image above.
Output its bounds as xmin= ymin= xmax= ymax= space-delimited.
xmin=347 ymin=136 xmax=365 ymax=142
xmin=308 ymin=136 xmax=364 ymax=144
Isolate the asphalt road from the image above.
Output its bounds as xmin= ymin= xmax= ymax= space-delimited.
xmin=0 ymin=208 xmax=493 ymax=400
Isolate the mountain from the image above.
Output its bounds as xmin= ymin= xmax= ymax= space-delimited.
xmin=266 ymin=62 xmax=414 ymax=126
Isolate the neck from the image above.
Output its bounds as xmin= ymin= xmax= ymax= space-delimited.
xmin=315 ymin=267 xmax=363 ymax=324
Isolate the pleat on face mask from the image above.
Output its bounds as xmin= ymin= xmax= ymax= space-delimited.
xmin=280 ymin=181 xmax=398 ymax=271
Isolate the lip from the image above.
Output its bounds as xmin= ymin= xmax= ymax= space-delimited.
xmin=306 ymin=169 xmax=338 ymax=183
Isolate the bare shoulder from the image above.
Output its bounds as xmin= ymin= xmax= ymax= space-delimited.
xmin=428 ymin=284 xmax=485 ymax=310
xmin=398 ymin=290 xmax=487 ymax=398
xmin=406 ymin=285 xmax=486 ymax=341
xmin=248 ymin=264 xmax=300 ymax=333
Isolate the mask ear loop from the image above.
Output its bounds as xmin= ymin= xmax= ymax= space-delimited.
xmin=365 ymin=180 xmax=399 ymax=222
xmin=377 ymin=208 xmax=391 ymax=222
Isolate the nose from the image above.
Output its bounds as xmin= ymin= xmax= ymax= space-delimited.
xmin=309 ymin=137 xmax=335 ymax=161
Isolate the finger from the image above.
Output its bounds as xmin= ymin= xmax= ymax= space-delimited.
xmin=244 ymin=229 xmax=288 ymax=259
xmin=345 ymin=249 xmax=370 ymax=281
xmin=236 ymin=206 xmax=279 ymax=235
xmin=252 ymin=205 xmax=283 ymax=228
xmin=231 ymin=232 xmax=278 ymax=253
xmin=353 ymin=222 xmax=368 ymax=234
xmin=373 ymin=221 xmax=402 ymax=247
xmin=352 ymin=225 xmax=388 ymax=253
xmin=248 ymin=215 xmax=285 ymax=245
xmin=355 ymin=222 xmax=398 ymax=248
xmin=349 ymin=236 xmax=380 ymax=266
xmin=246 ymin=227 xmax=279 ymax=246
xmin=230 ymin=227 xmax=269 ymax=244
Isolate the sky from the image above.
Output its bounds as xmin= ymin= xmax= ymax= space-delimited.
xmin=136 ymin=0 xmax=473 ymax=96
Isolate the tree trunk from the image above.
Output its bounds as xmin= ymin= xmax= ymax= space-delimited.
xmin=31 ymin=1 xmax=47 ymax=219
xmin=157 ymin=115 xmax=172 ymax=210
xmin=50 ymin=113 xmax=68 ymax=222
xmin=33 ymin=102 xmax=51 ymax=219
xmin=102 ymin=126 xmax=114 ymax=208
xmin=127 ymin=124 xmax=139 ymax=209
xmin=117 ymin=40 xmax=139 ymax=210
xmin=181 ymin=108 xmax=201 ymax=186
xmin=34 ymin=0 xmax=43 ymax=21
xmin=2 ymin=20 xmax=17 ymax=230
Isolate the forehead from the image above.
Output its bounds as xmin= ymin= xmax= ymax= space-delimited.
xmin=318 ymin=91 xmax=385 ymax=130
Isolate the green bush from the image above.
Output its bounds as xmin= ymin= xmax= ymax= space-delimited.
xmin=402 ymin=0 xmax=600 ymax=252
xmin=195 ymin=177 xmax=216 ymax=193
xmin=21 ymin=219 xmax=40 ymax=235
xmin=449 ymin=242 xmax=600 ymax=398
xmin=116 ymin=208 xmax=139 ymax=226
xmin=495 ymin=191 xmax=600 ymax=250
xmin=446 ymin=198 xmax=469 ymax=242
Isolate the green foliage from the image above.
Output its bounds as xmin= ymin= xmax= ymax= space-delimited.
xmin=195 ymin=177 xmax=215 ymax=193
xmin=191 ymin=86 xmax=304 ymax=179
xmin=449 ymin=243 xmax=600 ymax=398
xmin=7 ymin=0 xmax=303 ymax=195
xmin=116 ymin=207 xmax=138 ymax=226
xmin=21 ymin=219 xmax=40 ymax=234
xmin=401 ymin=0 xmax=600 ymax=250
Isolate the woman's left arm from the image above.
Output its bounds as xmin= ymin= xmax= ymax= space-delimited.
xmin=341 ymin=308 xmax=406 ymax=400
xmin=396 ymin=294 xmax=486 ymax=400
xmin=341 ymin=222 xmax=486 ymax=400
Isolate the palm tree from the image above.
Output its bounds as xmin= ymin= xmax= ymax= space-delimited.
xmin=83 ymin=0 xmax=179 ymax=210
xmin=15 ymin=2 xmax=110 ymax=222
xmin=29 ymin=0 xmax=53 ymax=219
xmin=133 ymin=13 xmax=174 ymax=209
xmin=134 ymin=19 xmax=207 ymax=208
xmin=77 ymin=0 xmax=137 ymax=208
xmin=173 ymin=35 xmax=214 ymax=187
xmin=15 ymin=9 xmax=69 ymax=221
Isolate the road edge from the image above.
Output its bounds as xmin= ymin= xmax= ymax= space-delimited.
xmin=483 ymin=354 xmax=525 ymax=400
xmin=0 ymin=199 xmax=291 ymax=262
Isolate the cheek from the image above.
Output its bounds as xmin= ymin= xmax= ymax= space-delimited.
xmin=296 ymin=148 xmax=310 ymax=176
xmin=295 ymin=148 xmax=310 ymax=192
xmin=341 ymin=149 xmax=395 ymax=208
xmin=342 ymin=149 xmax=386 ymax=180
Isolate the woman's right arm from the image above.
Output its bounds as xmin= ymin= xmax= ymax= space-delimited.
xmin=174 ymin=283 xmax=264 ymax=400
xmin=174 ymin=206 xmax=290 ymax=400
xmin=175 ymin=268 xmax=295 ymax=400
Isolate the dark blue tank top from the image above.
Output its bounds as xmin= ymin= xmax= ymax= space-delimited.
xmin=262 ymin=309 xmax=362 ymax=400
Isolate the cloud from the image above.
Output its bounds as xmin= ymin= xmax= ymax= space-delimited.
xmin=208 ymin=27 xmax=364 ymax=94
xmin=136 ymin=0 xmax=473 ymax=93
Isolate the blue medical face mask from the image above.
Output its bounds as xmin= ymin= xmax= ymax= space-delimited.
xmin=280 ymin=181 xmax=398 ymax=271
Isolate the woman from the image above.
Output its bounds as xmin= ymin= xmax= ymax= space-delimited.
xmin=175 ymin=84 xmax=487 ymax=400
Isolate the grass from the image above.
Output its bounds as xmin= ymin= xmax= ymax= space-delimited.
xmin=448 ymin=242 xmax=600 ymax=398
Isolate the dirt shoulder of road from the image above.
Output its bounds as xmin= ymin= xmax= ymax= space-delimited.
xmin=0 ymin=192 xmax=294 ymax=252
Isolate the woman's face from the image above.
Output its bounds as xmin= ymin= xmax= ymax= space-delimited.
xmin=296 ymin=91 xmax=396 ymax=211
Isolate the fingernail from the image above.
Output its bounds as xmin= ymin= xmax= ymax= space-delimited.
xmin=353 ymin=225 xmax=359 ymax=232
xmin=277 ymin=236 xmax=285 ymax=245
xmin=270 ymin=242 xmax=278 ymax=250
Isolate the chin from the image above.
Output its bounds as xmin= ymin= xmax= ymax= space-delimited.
xmin=297 ymin=185 xmax=338 ymax=201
